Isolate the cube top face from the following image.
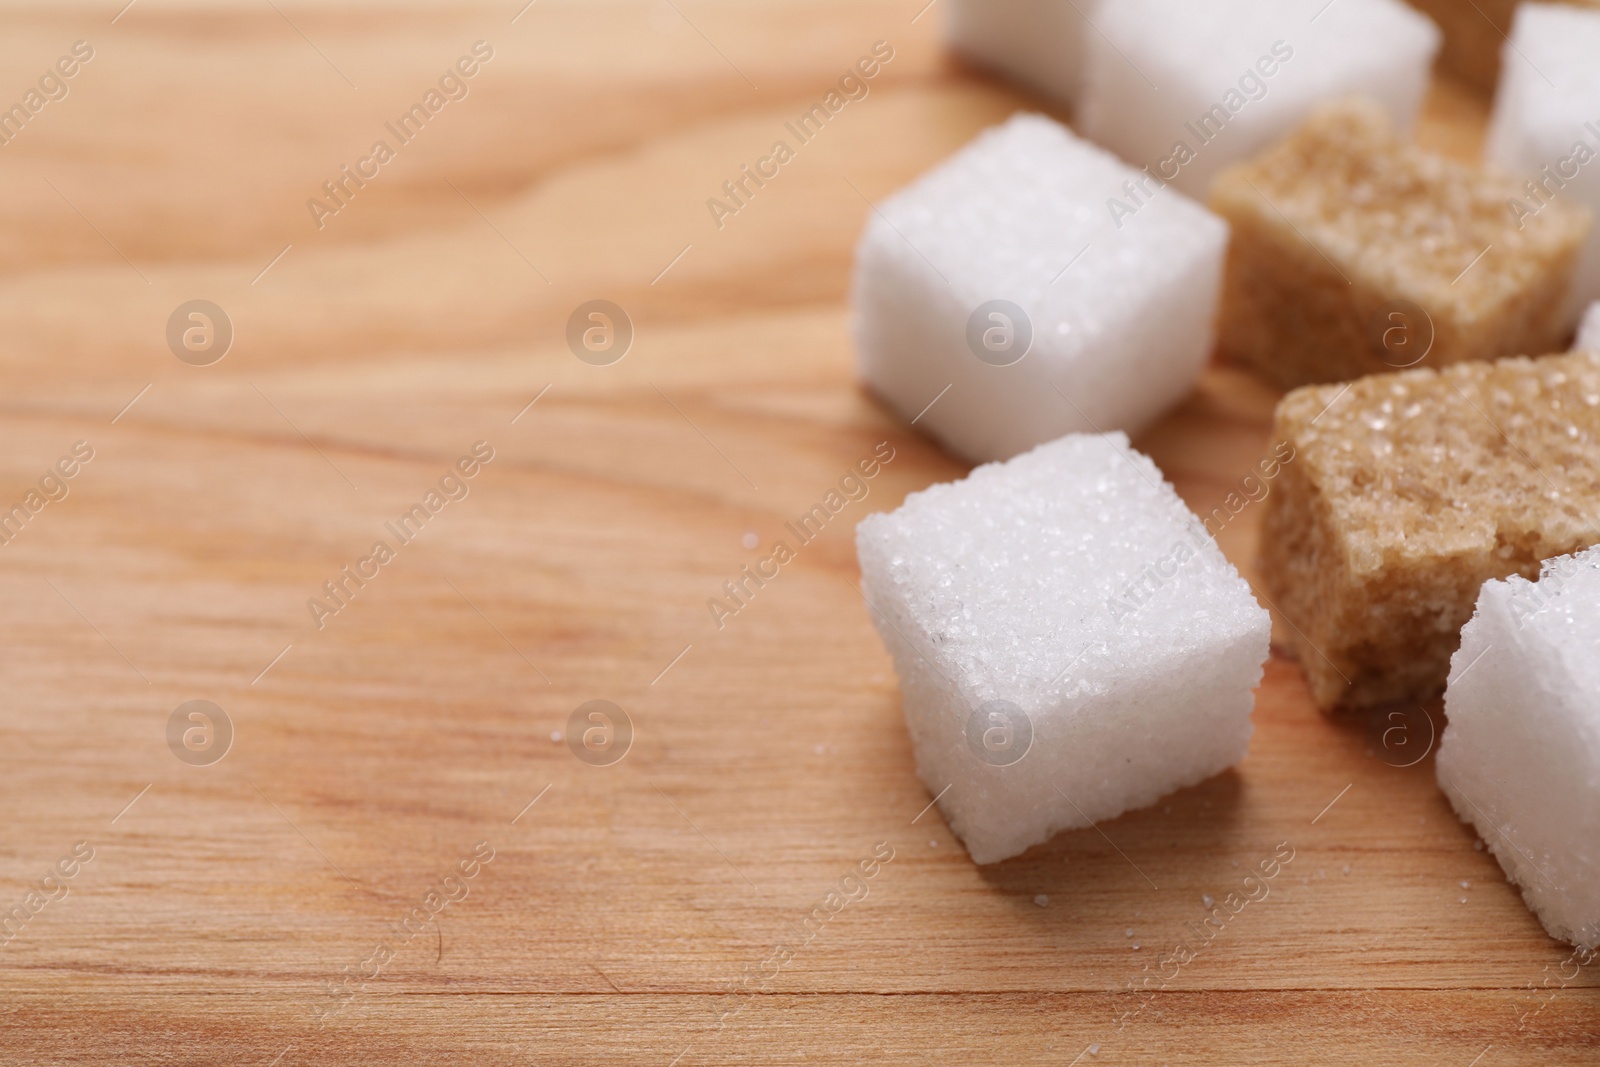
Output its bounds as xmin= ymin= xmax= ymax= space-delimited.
xmin=855 ymin=432 xmax=1267 ymax=706
xmin=1082 ymin=0 xmax=1438 ymax=193
xmin=867 ymin=114 xmax=1225 ymax=325
xmin=1277 ymin=351 xmax=1600 ymax=572
xmin=1216 ymin=101 xmax=1591 ymax=317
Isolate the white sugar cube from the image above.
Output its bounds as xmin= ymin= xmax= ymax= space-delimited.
xmin=1578 ymin=301 xmax=1600 ymax=351
xmin=850 ymin=114 xmax=1227 ymax=465
xmin=1078 ymin=0 xmax=1440 ymax=195
xmin=1486 ymin=4 xmax=1600 ymax=329
xmin=1437 ymin=547 xmax=1600 ymax=950
xmin=945 ymin=0 xmax=1090 ymax=107
xmin=856 ymin=432 xmax=1271 ymax=865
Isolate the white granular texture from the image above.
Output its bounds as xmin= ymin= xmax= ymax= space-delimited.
xmin=1486 ymin=4 xmax=1600 ymax=329
xmin=1438 ymin=545 xmax=1600 ymax=950
xmin=945 ymin=0 xmax=1091 ymax=107
xmin=856 ymin=432 xmax=1270 ymax=865
xmin=851 ymin=113 xmax=1227 ymax=464
xmin=1078 ymin=0 xmax=1439 ymax=195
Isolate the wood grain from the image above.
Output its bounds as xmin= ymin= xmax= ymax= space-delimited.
xmin=0 ymin=2 xmax=1595 ymax=1064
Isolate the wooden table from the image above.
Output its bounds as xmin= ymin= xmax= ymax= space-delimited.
xmin=1 ymin=2 xmax=1594 ymax=1063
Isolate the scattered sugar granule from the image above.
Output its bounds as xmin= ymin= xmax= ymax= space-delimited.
xmin=1034 ymin=894 xmax=1049 ymax=907
xmin=741 ymin=531 xmax=759 ymax=550
xmin=550 ymin=730 xmax=562 ymax=743
xmin=1202 ymin=895 xmax=1215 ymax=908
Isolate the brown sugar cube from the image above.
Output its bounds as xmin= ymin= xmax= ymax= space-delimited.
xmin=1405 ymin=0 xmax=1600 ymax=94
xmin=1210 ymin=99 xmax=1590 ymax=390
xmin=1260 ymin=349 xmax=1600 ymax=712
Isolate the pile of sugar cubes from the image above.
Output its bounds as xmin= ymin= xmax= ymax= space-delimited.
xmin=849 ymin=0 xmax=1600 ymax=947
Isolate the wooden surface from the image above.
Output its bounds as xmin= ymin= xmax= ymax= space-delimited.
xmin=1 ymin=3 xmax=1596 ymax=1063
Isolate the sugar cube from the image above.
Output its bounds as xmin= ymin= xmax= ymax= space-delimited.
xmin=1211 ymin=100 xmax=1590 ymax=388
xmin=944 ymin=0 xmax=1090 ymax=108
xmin=1404 ymin=0 xmax=1600 ymax=94
xmin=856 ymin=432 xmax=1271 ymax=865
xmin=850 ymin=114 xmax=1228 ymax=465
xmin=1437 ymin=546 xmax=1600 ymax=950
xmin=1579 ymin=301 xmax=1600 ymax=351
xmin=1485 ymin=3 xmax=1600 ymax=329
xmin=1259 ymin=350 xmax=1600 ymax=712
xmin=1077 ymin=0 xmax=1439 ymax=197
